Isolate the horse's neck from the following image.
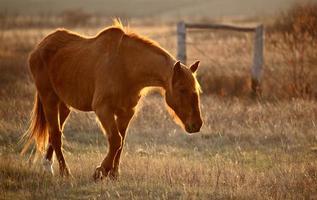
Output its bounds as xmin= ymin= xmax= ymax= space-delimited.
xmin=140 ymin=54 xmax=174 ymax=89
xmin=125 ymin=39 xmax=175 ymax=91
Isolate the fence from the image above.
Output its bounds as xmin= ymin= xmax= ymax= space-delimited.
xmin=177 ymin=21 xmax=264 ymax=96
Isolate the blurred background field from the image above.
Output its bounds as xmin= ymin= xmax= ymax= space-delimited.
xmin=0 ymin=0 xmax=312 ymax=17
xmin=0 ymin=0 xmax=317 ymax=199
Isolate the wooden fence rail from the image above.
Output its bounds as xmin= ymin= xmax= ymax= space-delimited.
xmin=177 ymin=21 xmax=264 ymax=96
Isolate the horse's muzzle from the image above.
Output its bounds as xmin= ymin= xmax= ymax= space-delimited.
xmin=185 ymin=121 xmax=202 ymax=133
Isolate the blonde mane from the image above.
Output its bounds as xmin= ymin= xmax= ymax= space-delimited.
xmin=109 ymin=19 xmax=174 ymax=60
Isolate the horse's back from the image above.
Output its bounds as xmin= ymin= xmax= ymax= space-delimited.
xmin=31 ymin=27 xmax=125 ymax=70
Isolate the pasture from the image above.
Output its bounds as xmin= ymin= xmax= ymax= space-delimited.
xmin=1 ymin=10 xmax=317 ymax=200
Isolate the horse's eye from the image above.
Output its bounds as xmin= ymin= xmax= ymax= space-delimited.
xmin=179 ymin=89 xmax=187 ymax=94
xmin=192 ymin=92 xmax=198 ymax=99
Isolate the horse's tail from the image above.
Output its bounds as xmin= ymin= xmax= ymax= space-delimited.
xmin=21 ymin=92 xmax=49 ymax=155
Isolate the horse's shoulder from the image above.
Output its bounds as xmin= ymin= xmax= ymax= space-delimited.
xmin=96 ymin=27 xmax=125 ymax=40
xmin=107 ymin=27 xmax=125 ymax=34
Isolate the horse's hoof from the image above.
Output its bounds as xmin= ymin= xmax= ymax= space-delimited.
xmin=59 ymin=165 xmax=72 ymax=178
xmin=42 ymin=158 xmax=54 ymax=175
xmin=93 ymin=166 xmax=105 ymax=181
xmin=62 ymin=168 xmax=72 ymax=178
xmin=108 ymin=169 xmax=119 ymax=181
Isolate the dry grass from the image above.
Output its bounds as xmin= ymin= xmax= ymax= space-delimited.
xmin=0 ymin=10 xmax=317 ymax=199
xmin=266 ymin=3 xmax=317 ymax=99
xmin=1 ymin=95 xmax=317 ymax=199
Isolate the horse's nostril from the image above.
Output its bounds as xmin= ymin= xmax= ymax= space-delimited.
xmin=194 ymin=124 xmax=200 ymax=131
xmin=191 ymin=124 xmax=196 ymax=130
xmin=186 ymin=123 xmax=201 ymax=133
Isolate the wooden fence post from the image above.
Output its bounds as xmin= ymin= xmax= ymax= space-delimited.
xmin=251 ymin=25 xmax=264 ymax=96
xmin=179 ymin=22 xmax=264 ymax=97
xmin=177 ymin=21 xmax=186 ymax=64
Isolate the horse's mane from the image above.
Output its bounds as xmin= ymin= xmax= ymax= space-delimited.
xmin=108 ymin=19 xmax=174 ymax=60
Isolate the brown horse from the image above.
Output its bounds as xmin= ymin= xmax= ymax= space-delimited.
xmin=22 ymin=21 xmax=203 ymax=180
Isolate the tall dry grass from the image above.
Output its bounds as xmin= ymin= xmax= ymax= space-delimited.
xmin=267 ymin=3 xmax=317 ymax=99
xmin=1 ymin=94 xmax=317 ymax=199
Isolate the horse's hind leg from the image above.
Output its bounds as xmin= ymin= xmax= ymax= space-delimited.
xmin=40 ymin=92 xmax=70 ymax=177
xmin=59 ymin=102 xmax=71 ymax=131
xmin=44 ymin=102 xmax=70 ymax=171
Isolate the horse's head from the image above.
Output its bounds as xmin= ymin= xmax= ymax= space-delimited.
xmin=165 ymin=61 xmax=203 ymax=133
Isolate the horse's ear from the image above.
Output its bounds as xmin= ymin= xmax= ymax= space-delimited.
xmin=174 ymin=61 xmax=181 ymax=73
xmin=172 ymin=61 xmax=182 ymax=85
xmin=190 ymin=61 xmax=200 ymax=73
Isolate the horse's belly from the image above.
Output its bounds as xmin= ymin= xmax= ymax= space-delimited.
xmin=49 ymin=66 xmax=95 ymax=111
xmin=54 ymin=85 xmax=94 ymax=111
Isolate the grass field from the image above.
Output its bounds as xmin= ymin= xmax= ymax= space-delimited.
xmin=0 ymin=10 xmax=317 ymax=199
xmin=1 ymin=94 xmax=316 ymax=199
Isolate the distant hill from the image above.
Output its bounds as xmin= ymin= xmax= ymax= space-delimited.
xmin=1 ymin=0 xmax=316 ymax=18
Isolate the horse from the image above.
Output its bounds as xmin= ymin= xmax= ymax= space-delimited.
xmin=21 ymin=21 xmax=203 ymax=180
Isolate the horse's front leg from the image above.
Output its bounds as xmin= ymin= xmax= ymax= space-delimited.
xmin=109 ymin=108 xmax=135 ymax=179
xmin=93 ymin=106 xmax=123 ymax=181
